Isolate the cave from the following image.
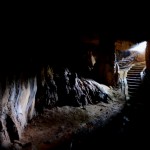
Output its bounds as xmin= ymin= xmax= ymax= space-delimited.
xmin=0 ymin=25 xmax=150 ymax=150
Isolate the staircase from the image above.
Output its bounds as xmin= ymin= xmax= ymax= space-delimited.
xmin=127 ymin=62 xmax=146 ymax=99
xmin=118 ymin=51 xmax=138 ymax=69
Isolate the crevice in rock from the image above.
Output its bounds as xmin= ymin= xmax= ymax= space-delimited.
xmin=6 ymin=115 xmax=19 ymax=142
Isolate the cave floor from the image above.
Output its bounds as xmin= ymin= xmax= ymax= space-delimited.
xmin=19 ymin=98 xmax=125 ymax=150
xmin=17 ymin=61 xmax=149 ymax=150
xmin=19 ymin=96 xmax=149 ymax=150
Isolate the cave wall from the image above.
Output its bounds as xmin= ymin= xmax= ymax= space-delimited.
xmin=0 ymin=57 xmax=116 ymax=146
xmin=115 ymin=40 xmax=146 ymax=62
xmin=146 ymin=40 xmax=150 ymax=70
xmin=0 ymin=74 xmax=37 ymax=145
xmin=79 ymin=33 xmax=115 ymax=86
xmin=115 ymin=40 xmax=134 ymax=51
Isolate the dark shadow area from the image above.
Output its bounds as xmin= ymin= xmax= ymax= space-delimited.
xmin=6 ymin=115 xmax=19 ymax=142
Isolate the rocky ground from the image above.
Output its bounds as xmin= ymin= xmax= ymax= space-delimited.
xmin=2 ymin=62 xmax=149 ymax=150
xmin=19 ymin=93 xmax=125 ymax=150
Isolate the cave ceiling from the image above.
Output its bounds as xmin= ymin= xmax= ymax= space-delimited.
xmin=2 ymin=22 xmax=149 ymax=70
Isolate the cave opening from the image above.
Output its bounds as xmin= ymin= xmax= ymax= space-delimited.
xmin=114 ymin=40 xmax=147 ymax=99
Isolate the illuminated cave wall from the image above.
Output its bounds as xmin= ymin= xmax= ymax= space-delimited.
xmin=115 ymin=40 xmax=134 ymax=51
xmin=146 ymin=40 xmax=150 ymax=70
xmin=115 ymin=40 xmax=146 ymax=62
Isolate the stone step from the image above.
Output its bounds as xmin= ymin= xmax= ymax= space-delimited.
xmin=128 ymin=71 xmax=142 ymax=73
xmin=127 ymin=82 xmax=141 ymax=85
xmin=132 ymin=64 xmax=145 ymax=66
xmin=127 ymin=73 xmax=141 ymax=75
xmin=127 ymin=78 xmax=141 ymax=81
xmin=128 ymin=95 xmax=137 ymax=99
xmin=126 ymin=62 xmax=145 ymax=98
xmin=128 ymin=84 xmax=141 ymax=88
xmin=128 ymin=93 xmax=137 ymax=97
xmin=127 ymin=77 xmax=141 ymax=80
xmin=131 ymin=65 xmax=145 ymax=68
xmin=128 ymin=91 xmax=139 ymax=95
xmin=128 ymin=91 xmax=137 ymax=94
xmin=128 ymin=88 xmax=139 ymax=92
xmin=131 ymin=67 xmax=145 ymax=70
xmin=127 ymin=80 xmax=141 ymax=83
xmin=127 ymin=76 xmax=141 ymax=79
xmin=127 ymin=74 xmax=141 ymax=77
